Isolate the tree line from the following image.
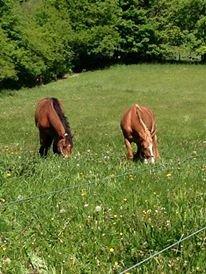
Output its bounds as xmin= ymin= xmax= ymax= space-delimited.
xmin=0 ymin=0 xmax=206 ymax=88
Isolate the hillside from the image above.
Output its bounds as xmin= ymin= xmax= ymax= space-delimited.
xmin=0 ymin=64 xmax=205 ymax=273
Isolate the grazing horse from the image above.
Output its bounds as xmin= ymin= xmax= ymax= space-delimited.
xmin=120 ymin=104 xmax=159 ymax=163
xmin=35 ymin=97 xmax=73 ymax=158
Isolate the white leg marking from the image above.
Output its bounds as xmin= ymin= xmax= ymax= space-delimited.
xmin=143 ymin=158 xmax=148 ymax=164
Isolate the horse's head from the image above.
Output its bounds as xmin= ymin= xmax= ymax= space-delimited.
xmin=58 ymin=133 xmax=73 ymax=158
xmin=139 ymin=136 xmax=155 ymax=164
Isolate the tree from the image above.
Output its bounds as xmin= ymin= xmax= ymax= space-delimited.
xmin=66 ymin=0 xmax=121 ymax=70
xmin=0 ymin=27 xmax=17 ymax=89
xmin=0 ymin=0 xmax=73 ymax=87
xmin=117 ymin=0 xmax=164 ymax=61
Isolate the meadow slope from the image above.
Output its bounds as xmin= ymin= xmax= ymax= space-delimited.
xmin=0 ymin=64 xmax=205 ymax=273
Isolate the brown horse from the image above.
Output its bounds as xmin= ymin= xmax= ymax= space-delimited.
xmin=35 ymin=97 xmax=73 ymax=158
xmin=120 ymin=104 xmax=159 ymax=163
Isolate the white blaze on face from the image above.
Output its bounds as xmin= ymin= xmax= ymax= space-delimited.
xmin=148 ymin=143 xmax=155 ymax=164
xmin=60 ymin=146 xmax=64 ymax=156
xmin=148 ymin=143 xmax=154 ymax=157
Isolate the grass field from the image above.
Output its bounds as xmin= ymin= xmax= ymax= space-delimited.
xmin=0 ymin=64 xmax=205 ymax=273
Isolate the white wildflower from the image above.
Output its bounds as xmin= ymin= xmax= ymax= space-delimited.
xmin=95 ymin=205 xmax=102 ymax=212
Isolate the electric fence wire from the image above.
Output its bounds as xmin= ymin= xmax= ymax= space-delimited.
xmin=119 ymin=225 xmax=206 ymax=274
xmin=0 ymin=153 xmax=204 ymax=209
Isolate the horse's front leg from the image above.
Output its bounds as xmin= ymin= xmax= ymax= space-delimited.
xmin=39 ymin=145 xmax=46 ymax=157
xmin=39 ymin=132 xmax=52 ymax=157
xmin=53 ymin=137 xmax=60 ymax=154
xmin=152 ymin=134 xmax=160 ymax=159
xmin=133 ymin=143 xmax=141 ymax=160
xmin=124 ymin=138 xmax=133 ymax=160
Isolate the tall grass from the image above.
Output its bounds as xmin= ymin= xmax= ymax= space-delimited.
xmin=0 ymin=64 xmax=205 ymax=273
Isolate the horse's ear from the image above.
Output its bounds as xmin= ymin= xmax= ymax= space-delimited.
xmin=135 ymin=104 xmax=147 ymax=131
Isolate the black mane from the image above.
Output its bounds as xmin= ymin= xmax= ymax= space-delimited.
xmin=51 ymin=98 xmax=73 ymax=145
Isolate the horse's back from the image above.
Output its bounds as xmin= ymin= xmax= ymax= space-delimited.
xmin=121 ymin=105 xmax=133 ymax=128
xmin=121 ymin=104 xmax=150 ymax=129
xmin=121 ymin=104 xmax=156 ymax=136
xmin=35 ymin=97 xmax=67 ymax=138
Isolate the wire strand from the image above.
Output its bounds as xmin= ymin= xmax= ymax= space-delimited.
xmin=119 ymin=226 xmax=206 ymax=274
xmin=0 ymin=153 xmax=204 ymax=209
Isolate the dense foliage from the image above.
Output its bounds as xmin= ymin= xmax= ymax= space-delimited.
xmin=0 ymin=0 xmax=206 ymax=87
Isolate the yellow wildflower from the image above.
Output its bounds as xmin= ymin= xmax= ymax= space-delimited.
xmin=5 ymin=172 xmax=11 ymax=177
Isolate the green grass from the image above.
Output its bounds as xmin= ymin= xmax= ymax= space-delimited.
xmin=0 ymin=64 xmax=205 ymax=273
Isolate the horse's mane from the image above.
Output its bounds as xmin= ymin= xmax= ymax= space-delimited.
xmin=135 ymin=104 xmax=153 ymax=142
xmin=51 ymin=98 xmax=73 ymax=144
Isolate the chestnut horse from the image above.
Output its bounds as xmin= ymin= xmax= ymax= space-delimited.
xmin=120 ymin=104 xmax=159 ymax=163
xmin=35 ymin=97 xmax=73 ymax=157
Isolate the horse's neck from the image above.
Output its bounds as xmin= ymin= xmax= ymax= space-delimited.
xmin=134 ymin=116 xmax=152 ymax=142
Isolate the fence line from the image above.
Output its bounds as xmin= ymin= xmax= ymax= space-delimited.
xmin=1 ymin=153 xmax=204 ymax=210
xmin=119 ymin=225 xmax=206 ymax=274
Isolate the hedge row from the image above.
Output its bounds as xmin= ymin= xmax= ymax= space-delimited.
xmin=0 ymin=0 xmax=206 ymax=88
